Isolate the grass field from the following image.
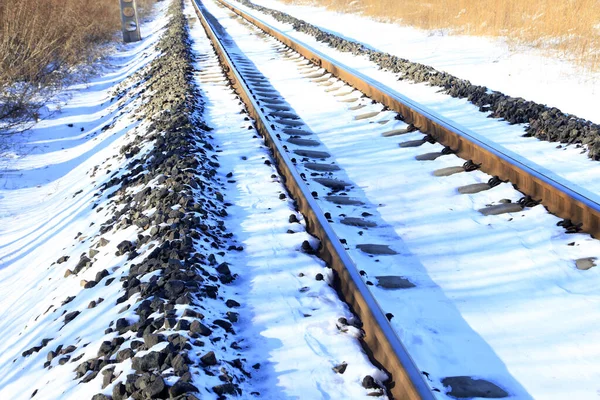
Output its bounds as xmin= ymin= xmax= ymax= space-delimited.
xmin=0 ymin=0 xmax=154 ymax=131
xmin=281 ymin=0 xmax=600 ymax=70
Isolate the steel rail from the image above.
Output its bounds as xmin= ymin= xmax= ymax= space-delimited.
xmin=190 ymin=0 xmax=436 ymax=398
xmin=216 ymin=0 xmax=600 ymax=239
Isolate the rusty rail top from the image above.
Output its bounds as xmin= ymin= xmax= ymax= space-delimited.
xmin=217 ymin=0 xmax=600 ymax=238
xmin=191 ymin=0 xmax=436 ymax=398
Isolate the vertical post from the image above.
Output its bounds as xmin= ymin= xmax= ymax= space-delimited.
xmin=120 ymin=0 xmax=142 ymax=43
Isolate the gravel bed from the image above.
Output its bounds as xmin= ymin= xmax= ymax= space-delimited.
xmin=25 ymin=2 xmax=250 ymax=398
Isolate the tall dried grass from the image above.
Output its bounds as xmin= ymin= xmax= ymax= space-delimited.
xmin=0 ymin=0 xmax=155 ymax=131
xmin=281 ymin=0 xmax=600 ymax=69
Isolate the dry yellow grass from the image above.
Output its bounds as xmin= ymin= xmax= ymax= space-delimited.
xmin=281 ymin=0 xmax=600 ymax=69
xmin=0 ymin=0 xmax=155 ymax=129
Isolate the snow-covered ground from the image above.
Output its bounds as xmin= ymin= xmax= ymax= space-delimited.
xmin=0 ymin=0 xmax=387 ymax=398
xmin=250 ymin=0 xmax=600 ymax=125
xmin=199 ymin=0 xmax=600 ymax=398
xmin=2 ymin=0 xmax=600 ymax=398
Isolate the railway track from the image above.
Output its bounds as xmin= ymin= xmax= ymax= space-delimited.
xmin=190 ymin=0 xmax=600 ymax=398
xmin=214 ymin=0 xmax=600 ymax=240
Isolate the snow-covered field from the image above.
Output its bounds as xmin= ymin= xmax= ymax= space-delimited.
xmin=1 ymin=0 xmax=600 ymax=398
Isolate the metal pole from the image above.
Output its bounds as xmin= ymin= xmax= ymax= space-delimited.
xmin=120 ymin=0 xmax=142 ymax=43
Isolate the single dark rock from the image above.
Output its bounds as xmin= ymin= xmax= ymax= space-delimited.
xmin=333 ymin=362 xmax=347 ymax=374
xmin=213 ymin=383 xmax=237 ymax=395
xmin=116 ymin=348 xmax=134 ymax=362
xmin=144 ymin=333 xmax=165 ymax=349
xmin=190 ymin=320 xmax=212 ymax=336
xmin=113 ymin=383 xmax=127 ymax=400
xmin=63 ymin=311 xmax=80 ymax=325
xmin=175 ymin=319 xmax=191 ymax=331
xmin=73 ymin=256 xmax=91 ymax=274
xmin=216 ymin=262 xmax=231 ymax=276
xmin=172 ymin=353 xmax=189 ymax=375
xmin=165 ymin=280 xmax=185 ymax=298
xmin=57 ymin=256 xmax=70 ymax=264
xmin=116 ymin=240 xmax=133 ymax=256
xmin=169 ymin=380 xmax=199 ymax=397
xmin=200 ymin=351 xmax=217 ymax=366
xmin=132 ymin=351 xmax=166 ymax=372
xmin=131 ymin=340 xmax=144 ymax=351
xmin=97 ymin=341 xmax=113 ymax=357
xmin=102 ymin=367 xmax=115 ymax=389
xmin=95 ymin=269 xmax=109 ymax=282
xmin=164 ymin=318 xmax=178 ymax=329
xmin=61 ymin=344 xmax=76 ymax=354
xmin=213 ymin=319 xmax=233 ymax=332
xmin=137 ymin=373 xmax=166 ymax=398
xmin=226 ymin=312 xmax=238 ymax=323
xmin=115 ymin=318 xmax=130 ymax=333
xmin=81 ymin=370 xmax=97 ymax=382
xmin=84 ymin=281 xmax=97 ymax=289
xmin=225 ymin=299 xmax=240 ymax=308
xmin=182 ymin=309 xmax=203 ymax=319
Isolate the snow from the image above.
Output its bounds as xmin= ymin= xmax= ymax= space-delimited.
xmin=1 ymin=0 xmax=599 ymax=397
xmin=197 ymin=0 xmax=600 ymax=398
